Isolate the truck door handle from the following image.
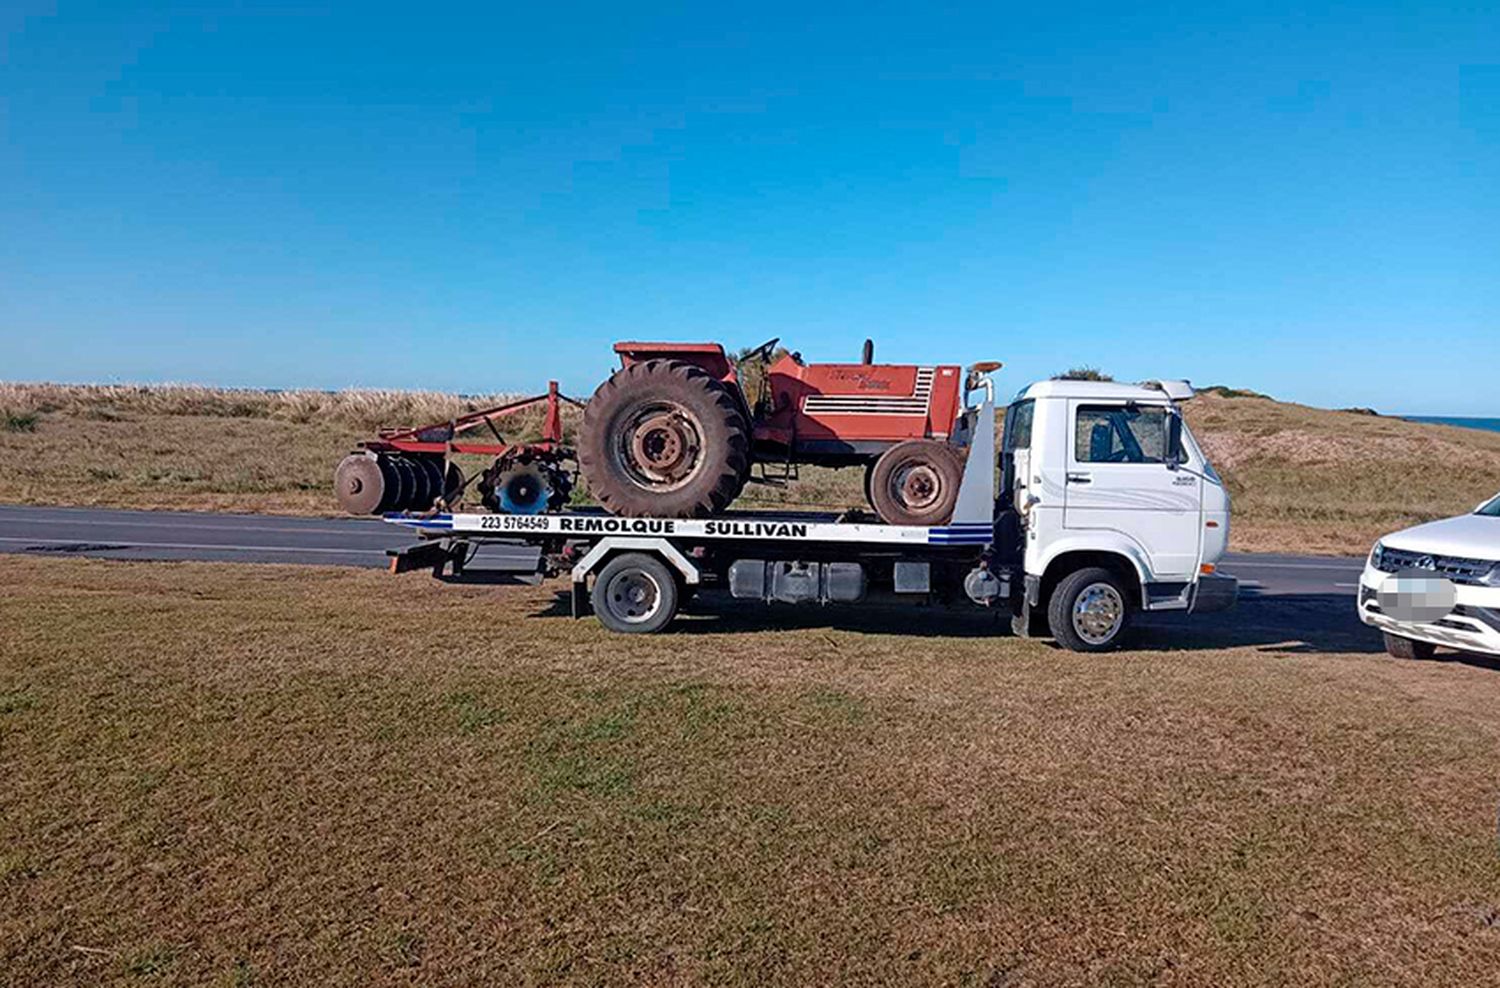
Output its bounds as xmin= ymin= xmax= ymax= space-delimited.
xmin=1066 ymin=472 xmax=1092 ymax=484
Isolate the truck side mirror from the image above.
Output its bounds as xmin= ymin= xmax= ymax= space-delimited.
xmin=1166 ymin=414 xmax=1185 ymax=469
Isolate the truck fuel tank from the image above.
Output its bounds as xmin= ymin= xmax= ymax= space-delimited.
xmin=728 ymin=560 xmax=867 ymax=604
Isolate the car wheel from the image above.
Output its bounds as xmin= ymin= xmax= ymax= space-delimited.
xmin=1383 ymin=632 xmax=1437 ymax=660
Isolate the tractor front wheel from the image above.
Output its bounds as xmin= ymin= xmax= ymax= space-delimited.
xmin=868 ymin=440 xmax=965 ymax=526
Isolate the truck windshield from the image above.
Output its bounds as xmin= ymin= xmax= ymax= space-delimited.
xmin=1478 ymin=495 xmax=1500 ymax=517
xmin=1181 ymin=421 xmax=1221 ymax=483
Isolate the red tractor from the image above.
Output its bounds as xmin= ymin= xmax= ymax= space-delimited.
xmin=333 ymin=340 xmax=993 ymax=525
xmin=578 ymin=339 xmax=993 ymax=525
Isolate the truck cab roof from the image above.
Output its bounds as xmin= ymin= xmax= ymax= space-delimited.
xmin=1014 ymin=379 xmax=1193 ymax=403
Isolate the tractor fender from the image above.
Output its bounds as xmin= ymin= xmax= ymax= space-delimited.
xmin=612 ymin=342 xmax=738 ymax=385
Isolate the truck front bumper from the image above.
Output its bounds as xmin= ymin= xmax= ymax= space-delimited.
xmin=1358 ymin=561 xmax=1500 ymax=657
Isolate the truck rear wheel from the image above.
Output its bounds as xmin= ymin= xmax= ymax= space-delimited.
xmin=868 ymin=440 xmax=965 ymax=526
xmin=1048 ymin=566 xmax=1132 ymax=652
xmin=1383 ymin=632 xmax=1437 ymax=660
xmin=591 ymin=553 xmax=679 ymax=634
xmin=579 ymin=359 xmax=749 ymax=517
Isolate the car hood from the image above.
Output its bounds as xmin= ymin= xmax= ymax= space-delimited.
xmin=1384 ymin=514 xmax=1500 ymax=559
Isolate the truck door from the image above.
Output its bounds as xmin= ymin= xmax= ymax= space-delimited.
xmin=1001 ymin=398 xmax=1034 ymax=513
xmin=1061 ymin=401 xmax=1202 ymax=579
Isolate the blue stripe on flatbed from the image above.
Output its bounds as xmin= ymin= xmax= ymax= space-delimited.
xmin=385 ymin=513 xmax=453 ymax=530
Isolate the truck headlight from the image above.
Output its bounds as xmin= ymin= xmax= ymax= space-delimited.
xmin=1370 ymin=541 xmax=1385 ymax=570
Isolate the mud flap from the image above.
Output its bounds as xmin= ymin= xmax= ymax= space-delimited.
xmin=1010 ymin=579 xmax=1049 ymax=639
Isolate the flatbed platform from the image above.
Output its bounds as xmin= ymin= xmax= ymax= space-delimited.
xmin=384 ymin=509 xmax=995 ymax=547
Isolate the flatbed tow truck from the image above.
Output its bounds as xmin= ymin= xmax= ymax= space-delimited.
xmin=385 ymin=370 xmax=1237 ymax=652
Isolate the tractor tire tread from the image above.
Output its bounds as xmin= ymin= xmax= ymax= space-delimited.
xmin=578 ymin=359 xmax=750 ymax=518
xmin=867 ymin=439 xmax=966 ymax=526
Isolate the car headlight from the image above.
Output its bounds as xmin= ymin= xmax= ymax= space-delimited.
xmin=1370 ymin=541 xmax=1385 ymax=570
xmin=1483 ymin=563 xmax=1500 ymax=588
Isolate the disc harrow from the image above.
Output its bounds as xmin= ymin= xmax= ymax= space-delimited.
xmin=333 ymin=381 xmax=581 ymax=516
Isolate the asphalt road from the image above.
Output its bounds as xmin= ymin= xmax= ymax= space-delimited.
xmin=0 ymin=503 xmax=1364 ymax=597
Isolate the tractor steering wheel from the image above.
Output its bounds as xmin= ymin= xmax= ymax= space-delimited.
xmin=746 ymin=337 xmax=780 ymax=363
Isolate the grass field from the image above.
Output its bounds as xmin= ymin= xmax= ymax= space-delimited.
xmin=5 ymin=556 xmax=1500 ymax=985
xmin=4 ymin=382 xmax=1500 ymax=554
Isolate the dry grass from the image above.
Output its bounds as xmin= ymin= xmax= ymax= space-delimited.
xmin=3 ymin=556 xmax=1500 ymax=985
xmin=0 ymin=382 xmax=520 ymax=430
xmin=0 ymin=383 xmax=577 ymax=516
xmin=4 ymin=382 xmax=1499 ymax=553
xmin=1182 ymin=393 xmax=1500 ymax=554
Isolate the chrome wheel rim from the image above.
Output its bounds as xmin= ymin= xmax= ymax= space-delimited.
xmin=603 ymin=569 xmax=662 ymax=624
xmin=1072 ymin=583 xmax=1124 ymax=645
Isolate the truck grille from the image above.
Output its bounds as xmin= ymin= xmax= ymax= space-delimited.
xmin=1376 ymin=547 xmax=1496 ymax=585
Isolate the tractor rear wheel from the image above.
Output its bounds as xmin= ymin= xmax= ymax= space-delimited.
xmin=579 ymin=359 xmax=750 ymax=517
xmin=868 ymin=440 xmax=965 ymax=526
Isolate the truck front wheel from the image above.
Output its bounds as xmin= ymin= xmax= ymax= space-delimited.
xmin=1047 ymin=567 xmax=1133 ymax=652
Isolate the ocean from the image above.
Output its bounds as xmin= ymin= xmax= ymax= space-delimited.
xmin=1403 ymin=416 xmax=1500 ymax=434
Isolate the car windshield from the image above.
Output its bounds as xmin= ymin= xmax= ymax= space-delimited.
xmin=1477 ymin=494 xmax=1500 ymax=517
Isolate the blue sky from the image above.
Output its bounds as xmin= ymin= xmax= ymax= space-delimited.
xmin=2 ymin=2 xmax=1495 ymax=414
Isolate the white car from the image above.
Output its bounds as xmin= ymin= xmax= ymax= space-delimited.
xmin=1359 ymin=492 xmax=1500 ymax=659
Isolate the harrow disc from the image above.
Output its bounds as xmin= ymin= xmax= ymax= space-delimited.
xmin=377 ymin=456 xmax=408 ymax=513
xmin=334 ymin=454 xmax=386 ymax=515
xmin=493 ymin=465 xmax=554 ymax=514
xmin=418 ymin=458 xmax=446 ymax=507
xmin=397 ymin=458 xmax=426 ymax=511
xmin=403 ymin=456 xmax=433 ymax=511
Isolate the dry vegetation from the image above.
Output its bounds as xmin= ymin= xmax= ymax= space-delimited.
xmin=0 ymin=383 xmax=576 ymax=516
xmin=4 ymin=382 xmax=1499 ymax=554
xmin=1182 ymin=392 xmax=1500 ymax=554
xmin=3 ymin=556 xmax=1500 ymax=985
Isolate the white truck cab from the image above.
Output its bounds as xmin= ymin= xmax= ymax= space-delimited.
xmin=1001 ymin=379 xmax=1235 ymax=648
xmin=1359 ymin=493 xmax=1500 ymax=659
